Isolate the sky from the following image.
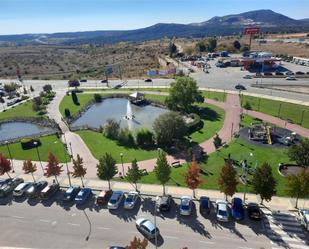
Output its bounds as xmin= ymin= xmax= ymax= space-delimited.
xmin=0 ymin=0 xmax=308 ymax=35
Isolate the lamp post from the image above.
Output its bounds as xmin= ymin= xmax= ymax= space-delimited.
xmin=63 ymin=143 xmax=72 ymax=187
xmin=33 ymin=141 xmax=44 ymax=174
xmin=154 ymin=196 xmax=160 ymax=249
xmin=120 ymin=153 xmax=124 ymax=177
xmin=69 ymin=142 xmax=73 ymax=159
xmin=5 ymin=141 xmax=14 ymax=173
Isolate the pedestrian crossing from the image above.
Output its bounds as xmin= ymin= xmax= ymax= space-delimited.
xmin=262 ymin=209 xmax=308 ymax=249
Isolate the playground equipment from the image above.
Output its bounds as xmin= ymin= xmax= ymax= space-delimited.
xmin=266 ymin=127 xmax=272 ymax=145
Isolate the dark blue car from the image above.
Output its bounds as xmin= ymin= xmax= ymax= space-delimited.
xmin=231 ymin=197 xmax=245 ymax=220
xmin=75 ymin=187 xmax=92 ymax=205
xmin=63 ymin=186 xmax=81 ymax=202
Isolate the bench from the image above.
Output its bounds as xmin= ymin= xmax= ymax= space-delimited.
xmin=171 ymin=161 xmax=181 ymax=168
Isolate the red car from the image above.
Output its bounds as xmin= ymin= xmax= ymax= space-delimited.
xmin=96 ymin=190 xmax=113 ymax=205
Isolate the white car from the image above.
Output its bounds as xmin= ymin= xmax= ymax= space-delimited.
xmin=107 ymin=191 xmax=124 ymax=210
xmin=286 ymin=76 xmax=296 ymax=80
xmin=216 ymin=200 xmax=229 ymax=222
xmin=179 ymin=196 xmax=193 ymax=216
xmin=124 ymin=191 xmax=139 ymax=209
xmin=297 ymin=209 xmax=309 ymax=231
xmin=13 ymin=182 xmax=33 ymax=197
xmin=136 ymin=218 xmax=159 ymax=239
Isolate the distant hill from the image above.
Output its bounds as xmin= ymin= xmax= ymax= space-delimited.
xmin=0 ymin=9 xmax=308 ymax=45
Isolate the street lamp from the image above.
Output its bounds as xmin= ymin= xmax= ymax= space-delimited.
xmin=69 ymin=142 xmax=73 ymax=159
xmin=5 ymin=141 xmax=14 ymax=173
xmin=63 ymin=143 xmax=72 ymax=187
xmin=33 ymin=141 xmax=44 ymax=174
xmin=154 ymin=196 xmax=160 ymax=249
xmin=120 ymin=153 xmax=124 ymax=177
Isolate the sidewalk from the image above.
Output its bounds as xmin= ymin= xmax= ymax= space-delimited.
xmin=4 ymin=172 xmax=309 ymax=211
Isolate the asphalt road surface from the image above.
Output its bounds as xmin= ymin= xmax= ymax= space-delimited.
xmin=0 ymin=192 xmax=271 ymax=249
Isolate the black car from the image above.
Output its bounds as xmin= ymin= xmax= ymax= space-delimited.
xmin=62 ymin=186 xmax=81 ymax=202
xmin=235 ymin=84 xmax=246 ymax=91
xmin=0 ymin=178 xmax=12 ymax=187
xmin=0 ymin=178 xmax=24 ymax=197
xmin=247 ymin=202 xmax=262 ymax=220
xmin=26 ymin=181 xmax=48 ymax=198
xmin=144 ymin=78 xmax=152 ymax=82
xmin=295 ymin=71 xmax=305 ymax=75
xmin=80 ymin=79 xmax=87 ymax=82
xmin=159 ymin=195 xmax=172 ymax=211
xmin=275 ymin=71 xmax=284 ymax=76
xmin=306 ymin=72 xmax=309 ymax=75
xmin=263 ymin=72 xmax=272 ymax=76
xmin=113 ymin=84 xmax=122 ymax=89
xmin=199 ymin=196 xmax=211 ymax=215
xmin=40 ymin=183 xmax=60 ymax=200
xmin=101 ymin=79 xmax=108 ymax=83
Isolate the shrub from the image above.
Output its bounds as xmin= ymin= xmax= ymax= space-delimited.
xmin=103 ymin=119 xmax=120 ymax=140
xmin=20 ymin=95 xmax=29 ymax=101
xmin=94 ymin=93 xmax=102 ymax=103
xmin=136 ymin=129 xmax=155 ymax=148
xmin=118 ymin=128 xmax=135 ymax=147
xmin=30 ymin=85 xmax=34 ymax=92
xmin=71 ymin=91 xmax=79 ymax=105
xmin=186 ymin=113 xmax=203 ymax=133
xmin=68 ymin=79 xmax=80 ymax=88
xmin=213 ymin=133 xmax=222 ymax=149
xmin=43 ymin=84 xmax=52 ymax=93
xmin=243 ymin=101 xmax=252 ymax=110
xmin=64 ymin=108 xmax=71 ymax=117
xmin=21 ymin=138 xmax=41 ymax=150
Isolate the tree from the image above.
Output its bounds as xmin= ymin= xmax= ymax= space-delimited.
xmin=44 ymin=152 xmax=63 ymax=183
xmin=30 ymin=85 xmax=34 ymax=92
xmin=126 ymin=159 xmax=142 ymax=191
xmin=251 ymin=162 xmax=277 ymax=204
xmin=184 ymin=157 xmax=203 ymax=198
xmin=154 ymin=150 xmax=171 ymax=195
xmin=22 ymin=159 xmax=37 ymax=182
xmin=218 ymin=160 xmax=238 ymax=200
xmin=94 ymin=93 xmax=102 ymax=103
xmin=0 ymin=154 xmax=12 ymax=178
xmin=168 ymin=42 xmax=177 ymax=57
xmin=196 ymin=40 xmax=207 ymax=52
xmin=207 ymin=38 xmax=217 ymax=52
xmin=286 ymin=168 xmax=309 ymax=208
xmin=153 ymin=112 xmax=187 ymax=147
xmin=97 ymin=153 xmax=117 ymax=190
xmin=125 ymin=236 xmax=148 ymax=249
xmin=64 ymin=108 xmax=71 ymax=117
xmin=103 ymin=118 xmax=120 ymax=140
xmin=68 ymin=79 xmax=80 ymax=88
xmin=43 ymin=84 xmax=52 ymax=93
xmin=166 ymin=77 xmax=204 ymax=112
xmin=233 ymin=40 xmax=241 ymax=50
xmin=32 ymin=96 xmax=42 ymax=112
xmin=71 ymin=91 xmax=79 ymax=105
xmin=72 ymin=154 xmax=87 ymax=187
xmin=136 ymin=129 xmax=155 ymax=148
xmin=288 ymin=138 xmax=309 ymax=168
xmin=213 ymin=133 xmax=222 ymax=149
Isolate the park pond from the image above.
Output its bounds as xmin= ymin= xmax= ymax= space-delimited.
xmin=0 ymin=121 xmax=56 ymax=142
xmin=71 ymin=98 xmax=168 ymax=131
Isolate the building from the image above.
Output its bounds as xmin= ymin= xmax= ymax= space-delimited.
xmin=292 ymin=57 xmax=309 ymax=66
xmin=241 ymin=52 xmax=281 ymax=71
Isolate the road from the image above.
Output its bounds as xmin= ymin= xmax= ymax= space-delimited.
xmin=0 ymin=193 xmax=271 ymax=249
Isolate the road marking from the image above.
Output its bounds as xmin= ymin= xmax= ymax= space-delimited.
xmin=165 ymin=235 xmax=179 ymax=239
xmin=199 ymin=241 xmax=215 ymax=244
xmin=11 ymin=215 xmax=24 ymax=219
xmin=51 ymin=221 xmax=57 ymax=227
xmin=67 ymin=222 xmax=80 ymax=227
xmin=71 ymin=213 xmax=76 ymax=217
xmin=238 ymin=247 xmax=253 ymax=249
xmin=39 ymin=219 xmax=50 ymax=223
xmin=97 ymin=227 xmax=111 ymax=230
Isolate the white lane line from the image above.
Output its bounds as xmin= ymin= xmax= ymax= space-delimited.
xmin=238 ymin=247 xmax=253 ymax=249
xmin=165 ymin=235 xmax=179 ymax=239
xmin=11 ymin=215 xmax=24 ymax=219
xmin=199 ymin=241 xmax=215 ymax=245
xmin=97 ymin=227 xmax=111 ymax=230
xmin=67 ymin=222 xmax=80 ymax=227
xmin=39 ymin=219 xmax=50 ymax=223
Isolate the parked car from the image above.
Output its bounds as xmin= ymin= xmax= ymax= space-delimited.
xmin=306 ymin=72 xmax=309 ymax=75
xmin=40 ymin=183 xmax=60 ymax=200
xmin=285 ymin=71 xmax=294 ymax=75
xmin=243 ymin=75 xmax=252 ymax=79
xmin=216 ymin=200 xmax=229 ymax=222
xmin=159 ymin=195 xmax=173 ymax=212
xmin=96 ymin=189 xmax=113 ymax=206
xmin=179 ymin=196 xmax=193 ymax=216
xmin=295 ymin=71 xmax=305 ymax=75
xmin=235 ymin=84 xmax=246 ymax=91
xmin=13 ymin=182 xmax=33 ymax=197
xmin=263 ymin=72 xmax=272 ymax=76
xmin=231 ymin=197 xmax=245 ymax=221
xmin=0 ymin=178 xmax=12 ymax=187
xmin=75 ymin=187 xmax=92 ymax=205
xmin=26 ymin=181 xmax=48 ymax=198
xmin=63 ymin=186 xmax=81 ymax=202
xmin=106 ymin=247 xmax=125 ymax=249
xmin=275 ymin=71 xmax=284 ymax=76
xmin=247 ymin=202 xmax=262 ymax=220
xmin=297 ymin=209 xmax=309 ymax=231
xmin=199 ymin=196 xmax=211 ymax=215
xmin=113 ymin=84 xmax=122 ymax=89
xmin=0 ymin=178 xmax=24 ymax=197
xmin=286 ymin=76 xmax=296 ymax=80
xmin=108 ymin=191 xmax=124 ymax=209
xmin=124 ymin=191 xmax=139 ymax=210
xmin=144 ymin=78 xmax=152 ymax=82
xmin=136 ymin=218 xmax=159 ymax=240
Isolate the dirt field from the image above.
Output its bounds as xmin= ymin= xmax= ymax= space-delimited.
xmin=0 ymin=40 xmax=169 ymax=80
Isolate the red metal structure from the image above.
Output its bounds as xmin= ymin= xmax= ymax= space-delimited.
xmin=244 ymin=27 xmax=260 ymax=51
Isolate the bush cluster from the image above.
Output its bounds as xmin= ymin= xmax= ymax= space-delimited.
xmin=186 ymin=113 xmax=203 ymax=133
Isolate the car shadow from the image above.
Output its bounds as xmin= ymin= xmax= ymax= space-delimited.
xmin=12 ymin=195 xmax=28 ymax=203
xmin=108 ymin=198 xmax=141 ymax=222
xmin=140 ymin=196 xmax=156 ymax=215
xmin=75 ymin=195 xmax=96 ymax=211
xmin=27 ymin=197 xmax=41 ymax=206
xmin=0 ymin=194 xmax=13 ymax=206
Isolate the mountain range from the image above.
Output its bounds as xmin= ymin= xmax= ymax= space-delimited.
xmin=0 ymin=9 xmax=308 ymax=45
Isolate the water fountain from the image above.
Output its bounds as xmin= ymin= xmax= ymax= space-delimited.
xmin=125 ymin=100 xmax=134 ymax=120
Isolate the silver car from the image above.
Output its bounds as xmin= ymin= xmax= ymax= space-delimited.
xmin=179 ymin=196 xmax=193 ymax=216
xmin=124 ymin=191 xmax=139 ymax=209
xmin=216 ymin=199 xmax=229 ymax=222
xmin=13 ymin=182 xmax=33 ymax=197
xmin=108 ymin=191 xmax=124 ymax=210
xmin=136 ymin=218 xmax=159 ymax=239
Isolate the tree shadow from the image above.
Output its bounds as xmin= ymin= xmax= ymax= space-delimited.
xmin=192 ymin=106 xmax=221 ymax=122
xmin=140 ymin=196 xmax=156 ymax=215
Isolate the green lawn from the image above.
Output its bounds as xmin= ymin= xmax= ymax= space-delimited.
xmin=59 ymin=94 xmax=94 ymax=117
xmin=136 ymin=137 xmax=291 ymax=197
xmin=0 ymin=100 xmax=39 ymax=121
xmin=241 ymin=95 xmax=309 ymax=129
xmin=76 ymin=130 xmax=158 ymax=163
xmin=202 ymin=91 xmax=226 ymax=102
xmin=0 ymin=135 xmax=68 ymax=163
